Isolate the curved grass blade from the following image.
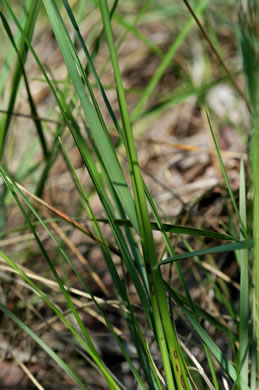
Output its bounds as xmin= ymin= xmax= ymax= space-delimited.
xmin=99 ymin=1 xmax=190 ymax=388
xmin=0 ymin=166 xmax=151 ymax=389
xmin=170 ymin=286 xmax=234 ymax=338
xmin=2 ymin=0 xmax=139 ymax=234
xmin=131 ymin=0 xmax=208 ymax=121
xmin=141 ymin=74 xmax=234 ymax=118
xmin=0 ymin=11 xmax=48 ymax=159
xmin=253 ymin=121 xmax=259 ymax=381
xmin=84 ymin=0 xmax=119 ymax=78
xmin=206 ymin=111 xmax=247 ymax=238
xmin=0 ymin=166 xmax=121 ymax=390
xmin=159 ymin=239 xmax=254 ymax=266
xmin=94 ymin=217 xmax=235 ymax=241
xmin=0 ymin=0 xmax=32 ymax=96
xmin=59 ymin=126 xmax=152 ymax=317
xmin=0 ymin=0 xmax=41 ymax=159
xmin=113 ymin=13 xmax=164 ymax=58
xmin=239 ymin=158 xmax=249 ymax=386
xmin=0 ymin=249 xmax=127 ymax=390
xmin=166 ymin=283 xmax=251 ymax=390
xmin=144 ymin=181 xmax=220 ymax=389
xmin=0 ymin=303 xmax=89 ymax=390
xmin=62 ymin=0 xmax=123 ymax=139
xmin=59 ymin=136 xmax=160 ymax=388
xmin=42 ymin=0 xmax=139 ymax=234
xmin=58 ymin=136 xmax=128 ymax=301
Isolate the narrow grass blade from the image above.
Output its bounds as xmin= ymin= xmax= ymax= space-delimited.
xmin=94 ymin=217 xmax=235 ymax=241
xmin=113 ymin=13 xmax=164 ymax=58
xmin=159 ymin=239 xmax=254 ymax=266
xmin=99 ymin=1 xmax=190 ymax=388
xmin=0 ymin=11 xmax=48 ymax=159
xmin=253 ymin=118 xmax=259 ymax=378
xmin=59 ymin=127 xmax=152 ymax=317
xmin=0 ymin=303 xmax=89 ymax=390
xmin=142 ymin=74 xmax=234 ymax=118
xmin=0 ymin=0 xmax=41 ymax=159
xmin=84 ymin=0 xmax=119 ymax=77
xmin=206 ymin=111 xmax=247 ymax=237
xmin=0 ymin=166 xmax=151 ymax=389
xmin=62 ymin=0 xmax=122 ymax=139
xmin=131 ymin=0 xmax=208 ymax=120
xmin=239 ymin=4 xmax=259 ymax=382
xmin=42 ymin=0 xmax=139 ymax=234
xmin=166 ymin=284 xmax=251 ymax=390
xmin=145 ymin=183 xmax=219 ymax=388
xmin=3 ymin=0 xmax=139 ymax=235
xmin=251 ymin=287 xmax=257 ymax=389
xmin=58 ymin=137 xmax=128 ymax=302
xmin=97 ymin=0 xmax=152 ymax=86
xmin=239 ymin=158 xmax=249 ymax=385
xmin=171 ymin=286 xmax=234 ymax=338
xmin=0 ymin=249 xmax=116 ymax=388
xmin=0 ymin=166 xmax=121 ymax=389
xmin=34 ymin=124 xmax=64 ymax=198
xmin=0 ymin=0 xmax=31 ymax=96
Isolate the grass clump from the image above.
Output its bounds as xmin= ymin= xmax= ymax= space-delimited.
xmin=0 ymin=0 xmax=258 ymax=389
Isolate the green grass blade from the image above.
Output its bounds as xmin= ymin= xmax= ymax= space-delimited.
xmin=113 ymin=13 xmax=164 ymax=58
xmin=0 ymin=0 xmax=31 ymax=96
xmin=3 ymin=0 xmax=138 ymax=237
xmin=58 ymin=136 xmax=128 ymax=302
xmin=131 ymin=0 xmax=208 ymax=120
xmin=141 ymin=74 xmax=234 ymax=118
xmin=2 ymin=172 xmax=148 ymax=390
xmin=84 ymin=0 xmax=119 ymax=78
xmin=0 ymin=248 xmax=117 ymax=388
xmin=59 ymin=126 xmax=152 ymax=318
xmin=239 ymin=158 xmax=249 ymax=386
xmin=42 ymin=0 xmax=139 ymax=234
xmin=0 ymin=11 xmax=48 ymax=159
xmin=145 ymin=184 xmax=219 ymax=388
xmin=94 ymin=217 xmax=235 ymax=241
xmin=0 ymin=302 xmax=89 ymax=390
xmin=253 ymin=118 xmax=259 ymax=379
xmin=0 ymin=166 xmax=121 ymax=389
xmin=238 ymin=4 xmax=259 ymax=383
xmin=62 ymin=0 xmax=122 ymax=139
xmin=166 ymin=283 xmax=251 ymax=390
xmin=206 ymin=111 xmax=247 ymax=237
xmin=47 ymin=135 xmax=158 ymax=389
xmin=34 ymin=124 xmax=64 ymax=198
xmin=97 ymin=0 xmax=152 ymax=86
xmin=0 ymin=0 xmax=41 ymax=159
xmin=159 ymin=239 xmax=254 ymax=266
xmin=251 ymin=287 xmax=257 ymax=389
xmin=99 ymin=1 xmax=190 ymax=388
xmin=171 ymin=286 xmax=234 ymax=338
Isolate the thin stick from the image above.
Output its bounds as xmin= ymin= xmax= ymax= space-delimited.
xmin=14 ymin=355 xmax=45 ymax=390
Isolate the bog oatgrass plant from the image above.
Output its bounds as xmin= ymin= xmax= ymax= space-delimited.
xmin=0 ymin=0 xmax=258 ymax=389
